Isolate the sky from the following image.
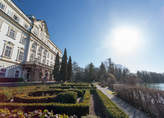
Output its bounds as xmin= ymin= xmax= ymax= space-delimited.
xmin=13 ymin=0 xmax=164 ymax=73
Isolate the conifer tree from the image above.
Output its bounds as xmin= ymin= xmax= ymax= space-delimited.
xmin=53 ymin=53 xmax=60 ymax=81
xmin=67 ymin=56 xmax=72 ymax=81
xmin=98 ymin=62 xmax=106 ymax=81
xmin=60 ymin=48 xmax=67 ymax=81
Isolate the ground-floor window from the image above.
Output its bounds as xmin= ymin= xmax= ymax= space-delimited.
xmin=0 ymin=68 xmax=6 ymax=77
xmin=15 ymin=70 xmax=19 ymax=78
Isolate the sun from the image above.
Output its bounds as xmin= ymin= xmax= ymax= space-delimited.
xmin=111 ymin=27 xmax=141 ymax=55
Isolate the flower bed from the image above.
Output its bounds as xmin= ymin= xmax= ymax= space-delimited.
xmin=0 ymin=108 xmax=71 ymax=118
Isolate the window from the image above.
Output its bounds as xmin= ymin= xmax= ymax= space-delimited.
xmin=17 ymin=49 xmax=24 ymax=62
xmin=38 ymin=46 xmax=43 ymax=56
xmin=33 ymin=27 xmax=38 ymax=36
xmin=13 ymin=14 xmax=19 ymax=22
xmin=38 ymin=55 xmax=41 ymax=63
xmin=42 ymin=59 xmax=46 ymax=64
xmin=4 ymin=46 xmax=12 ymax=57
xmin=20 ymin=33 xmax=27 ymax=45
xmin=47 ymin=60 xmax=49 ymax=65
xmin=7 ymin=27 xmax=16 ymax=39
xmin=47 ymin=52 xmax=49 ymax=58
xmin=15 ymin=70 xmax=19 ymax=78
xmin=43 ymin=50 xmax=47 ymax=57
xmin=24 ymin=24 xmax=28 ymax=30
xmin=31 ymin=42 xmax=37 ymax=52
xmin=2 ymin=42 xmax=14 ymax=58
xmin=30 ymin=53 xmax=34 ymax=61
xmin=0 ymin=2 xmax=5 ymax=11
xmin=0 ymin=68 xmax=6 ymax=78
xmin=51 ymin=54 xmax=53 ymax=60
xmin=3 ymin=42 xmax=14 ymax=58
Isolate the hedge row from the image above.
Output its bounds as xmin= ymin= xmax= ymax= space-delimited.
xmin=61 ymin=83 xmax=90 ymax=87
xmin=92 ymin=89 xmax=129 ymax=118
xmin=14 ymin=94 xmax=57 ymax=103
xmin=0 ymin=78 xmax=24 ymax=82
xmin=28 ymin=89 xmax=85 ymax=98
xmin=49 ymin=86 xmax=95 ymax=89
xmin=14 ymin=91 xmax=78 ymax=103
xmin=0 ymin=103 xmax=89 ymax=117
xmin=1 ymin=90 xmax=90 ymax=117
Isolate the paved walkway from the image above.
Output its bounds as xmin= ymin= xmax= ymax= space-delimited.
xmin=96 ymin=85 xmax=150 ymax=118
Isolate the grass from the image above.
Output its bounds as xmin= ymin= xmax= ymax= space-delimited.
xmin=106 ymin=89 xmax=115 ymax=95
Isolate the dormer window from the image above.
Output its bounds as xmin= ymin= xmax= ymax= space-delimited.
xmin=0 ymin=2 xmax=5 ymax=11
xmin=13 ymin=14 xmax=19 ymax=23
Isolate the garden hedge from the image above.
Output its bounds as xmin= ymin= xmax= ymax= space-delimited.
xmin=92 ymin=89 xmax=129 ymax=118
xmin=0 ymin=90 xmax=90 ymax=117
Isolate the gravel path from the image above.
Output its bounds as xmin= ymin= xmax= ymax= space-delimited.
xmin=96 ymin=85 xmax=150 ymax=118
xmin=89 ymin=95 xmax=96 ymax=115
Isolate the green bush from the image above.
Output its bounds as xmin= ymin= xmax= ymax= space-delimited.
xmin=14 ymin=94 xmax=57 ymax=103
xmin=28 ymin=89 xmax=64 ymax=97
xmin=55 ymin=91 xmax=77 ymax=103
xmin=0 ymin=90 xmax=91 ymax=117
xmin=92 ymin=89 xmax=129 ymax=118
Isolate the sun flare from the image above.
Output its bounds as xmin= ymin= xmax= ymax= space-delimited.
xmin=111 ymin=27 xmax=141 ymax=55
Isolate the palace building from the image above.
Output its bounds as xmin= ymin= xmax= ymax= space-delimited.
xmin=0 ymin=0 xmax=62 ymax=81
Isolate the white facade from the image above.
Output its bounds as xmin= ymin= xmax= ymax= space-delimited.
xmin=0 ymin=0 xmax=62 ymax=80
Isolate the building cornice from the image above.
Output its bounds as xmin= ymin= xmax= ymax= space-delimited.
xmin=4 ymin=0 xmax=31 ymax=24
xmin=0 ymin=58 xmax=20 ymax=65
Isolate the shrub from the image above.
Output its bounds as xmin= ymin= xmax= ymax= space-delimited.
xmin=55 ymin=91 xmax=77 ymax=103
xmin=14 ymin=94 xmax=57 ymax=103
xmin=92 ymin=89 xmax=128 ymax=118
xmin=0 ymin=78 xmax=24 ymax=82
xmin=0 ymin=90 xmax=90 ymax=117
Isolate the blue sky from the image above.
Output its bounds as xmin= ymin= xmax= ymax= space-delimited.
xmin=14 ymin=0 xmax=164 ymax=73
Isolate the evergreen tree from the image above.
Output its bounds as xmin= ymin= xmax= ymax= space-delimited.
xmin=98 ymin=62 xmax=106 ymax=81
xmin=85 ymin=63 xmax=96 ymax=82
xmin=53 ymin=53 xmax=60 ymax=81
xmin=60 ymin=48 xmax=68 ymax=81
xmin=67 ymin=56 xmax=72 ymax=81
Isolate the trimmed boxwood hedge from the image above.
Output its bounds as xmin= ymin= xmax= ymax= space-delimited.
xmin=14 ymin=90 xmax=81 ymax=103
xmin=1 ymin=90 xmax=90 ymax=117
xmin=55 ymin=91 xmax=77 ymax=103
xmin=0 ymin=103 xmax=89 ymax=117
xmin=49 ymin=86 xmax=95 ymax=89
xmin=14 ymin=94 xmax=57 ymax=103
xmin=92 ymin=89 xmax=129 ymax=118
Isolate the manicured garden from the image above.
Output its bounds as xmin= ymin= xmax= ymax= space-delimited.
xmin=0 ymin=83 xmax=91 ymax=117
xmin=0 ymin=83 xmax=129 ymax=118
